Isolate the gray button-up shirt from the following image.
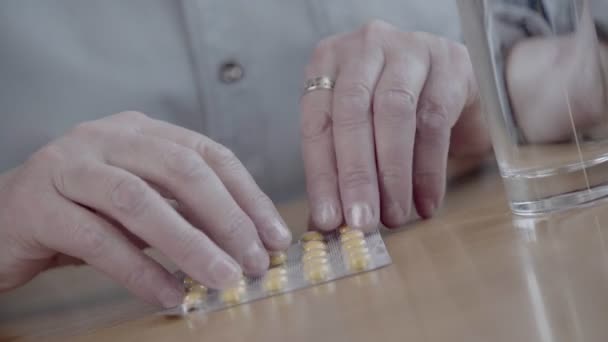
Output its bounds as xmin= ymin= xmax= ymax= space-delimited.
xmin=0 ymin=0 xmax=464 ymax=202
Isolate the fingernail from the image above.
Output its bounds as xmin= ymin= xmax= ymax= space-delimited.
xmin=268 ymin=218 xmax=292 ymax=245
xmin=419 ymin=112 xmax=446 ymax=129
xmin=313 ymin=200 xmax=338 ymax=228
xmin=243 ymin=241 xmax=269 ymax=274
xmin=347 ymin=203 xmax=375 ymax=230
xmin=159 ymin=286 xmax=184 ymax=308
xmin=420 ymin=198 xmax=437 ymax=219
xmin=209 ymin=257 xmax=241 ymax=288
xmin=386 ymin=203 xmax=407 ymax=227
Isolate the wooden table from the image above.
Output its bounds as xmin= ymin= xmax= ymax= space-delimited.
xmin=4 ymin=168 xmax=608 ymax=342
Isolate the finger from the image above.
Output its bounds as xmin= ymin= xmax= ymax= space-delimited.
xmin=53 ymin=161 xmax=243 ymax=289
xmin=413 ymin=39 xmax=469 ymax=218
xmin=37 ymin=197 xmax=183 ymax=308
xmin=196 ymin=141 xmax=291 ymax=251
xmin=332 ymin=42 xmax=384 ymax=232
xmin=449 ymin=65 xmax=492 ymax=159
xmin=373 ymin=45 xmax=429 ymax=228
xmin=103 ymin=133 xmax=270 ymax=275
xmin=300 ymin=37 xmax=342 ymax=231
xmin=114 ymin=113 xmax=292 ymax=251
xmin=89 ymin=207 xmax=149 ymax=249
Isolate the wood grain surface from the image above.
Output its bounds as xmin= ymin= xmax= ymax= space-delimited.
xmin=4 ymin=165 xmax=608 ymax=342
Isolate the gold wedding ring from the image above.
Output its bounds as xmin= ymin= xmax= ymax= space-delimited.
xmin=304 ymin=76 xmax=335 ymax=94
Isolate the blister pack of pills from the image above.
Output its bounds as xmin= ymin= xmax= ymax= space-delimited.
xmin=161 ymin=227 xmax=392 ymax=317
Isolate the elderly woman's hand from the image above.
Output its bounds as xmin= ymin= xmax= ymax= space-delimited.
xmin=300 ymin=20 xmax=491 ymax=232
xmin=0 ymin=112 xmax=292 ymax=308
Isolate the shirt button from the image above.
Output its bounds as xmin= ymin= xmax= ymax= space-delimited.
xmin=219 ymin=61 xmax=244 ymax=84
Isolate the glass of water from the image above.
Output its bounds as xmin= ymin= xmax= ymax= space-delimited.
xmin=456 ymin=0 xmax=608 ymax=215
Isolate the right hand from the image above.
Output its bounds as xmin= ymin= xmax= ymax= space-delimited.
xmin=0 ymin=111 xmax=292 ymax=308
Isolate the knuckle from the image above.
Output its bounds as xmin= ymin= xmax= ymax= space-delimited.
xmin=72 ymin=222 xmax=107 ymax=260
xmin=69 ymin=121 xmax=104 ymax=138
xmin=335 ymin=82 xmax=372 ymax=110
xmin=51 ymin=162 xmax=87 ymax=196
xmin=451 ymin=42 xmax=470 ymax=61
xmin=448 ymin=42 xmax=472 ymax=72
xmin=334 ymin=83 xmax=372 ymax=130
xmin=109 ymin=176 xmax=150 ymax=216
xmin=245 ymin=193 xmax=279 ymax=221
xmin=310 ymin=37 xmax=336 ymax=65
xmin=431 ymin=35 xmax=449 ymax=48
xmin=123 ymin=265 xmax=149 ymax=290
xmin=403 ymin=32 xmax=435 ymax=56
xmin=27 ymin=145 xmax=66 ymax=191
xmin=176 ymin=235 xmax=205 ymax=267
xmin=105 ymin=111 xmax=148 ymax=133
xmin=374 ymin=87 xmax=417 ymax=122
xmin=163 ymin=146 xmax=208 ymax=182
xmin=341 ymin=167 xmax=375 ymax=190
xmin=392 ymin=32 xmax=431 ymax=61
xmin=249 ymin=192 xmax=274 ymax=210
xmin=417 ymin=99 xmax=451 ymax=135
xmin=410 ymin=30 xmax=433 ymax=43
xmin=379 ymin=164 xmax=406 ymax=185
xmin=300 ymin=109 xmax=331 ymax=142
xmin=28 ymin=144 xmax=65 ymax=167
xmin=114 ymin=111 xmax=148 ymax=122
xmin=361 ymin=20 xmax=392 ymax=40
xmin=219 ymin=208 xmax=250 ymax=244
xmin=203 ymin=142 xmax=241 ymax=170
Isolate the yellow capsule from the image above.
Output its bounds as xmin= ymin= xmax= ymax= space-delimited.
xmin=341 ymin=237 xmax=367 ymax=250
xmin=300 ymin=231 xmax=325 ymax=242
xmin=263 ymin=275 xmax=288 ymax=293
xmin=303 ymin=240 xmax=328 ymax=252
xmin=347 ymin=253 xmax=371 ymax=272
xmin=342 ymin=248 xmax=368 ymax=260
xmin=345 ymin=245 xmax=371 ymax=258
xmin=305 ymin=263 xmax=330 ymax=283
xmin=267 ymin=267 xmax=288 ymax=277
xmin=341 ymin=228 xmax=364 ymax=239
xmin=269 ymin=251 xmax=287 ymax=267
xmin=340 ymin=229 xmax=365 ymax=243
xmin=339 ymin=226 xmax=351 ymax=234
xmin=302 ymin=258 xmax=330 ymax=272
xmin=183 ymin=290 xmax=205 ymax=309
xmin=228 ymin=275 xmax=247 ymax=286
xmin=303 ymin=260 xmax=328 ymax=270
xmin=342 ymin=248 xmax=369 ymax=259
xmin=302 ymin=249 xmax=328 ymax=262
xmin=183 ymin=276 xmax=196 ymax=290
xmin=221 ymin=286 xmax=245 ymax=305
xmin=304 ymin=258 xmax=328 ymax=266
xmin=189 ymin=284 xmax=208 ymax=295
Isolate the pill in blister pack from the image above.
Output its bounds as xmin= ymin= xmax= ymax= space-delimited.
xmin=161 ymin=227 xmax=391 ymax=317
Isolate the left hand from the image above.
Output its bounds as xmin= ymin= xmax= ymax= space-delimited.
xmin=300 ymin=20 xmax=491 ymax=232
